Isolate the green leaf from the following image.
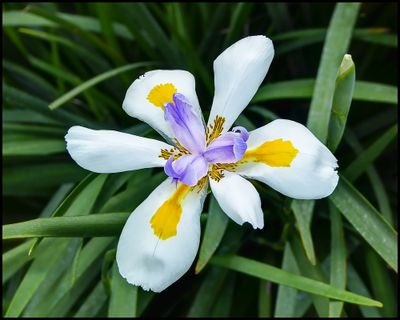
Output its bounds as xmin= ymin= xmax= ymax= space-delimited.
xmin=3 ymin=11 xmax=132 ymax=39
xmin=307 ymin=3 xmax=360 ymax=143
xmin=3 ymin=139 xmax=65 ymax=156
xmin=23 ymin=239 xmax=82 ymax=316
xmin=327 ymin=54 xmax=355 ymax=152
xmin=329 ymin=176 xmax=398 ymax=272
xmin=344 ymin=124 xmax=398 ymax=182
xmin=210 ymin=255 xmax=382 ymax=307
xmin=3 ymin=162 xmax=86 ymax=197
xmin=290 ymin=239 xmax=329 ymax=316
xmin=223 ymin=3 xmax=254 ymax=47
xmin=195 ymin=195 xmax=229 ymax=273
xmin=27 ymin=237 xmax=114 ymax=317
xmin=3 ymin=212 xmax=130 ymax=239
xmin=3 ymin=84 xmax=98 ymax=128
xmin=2 ymin=240 xmax=35 ymax=284
xmin=49 ymin=62 xmax=153 ymax=110
xmin=347 ymin=264 xmax=382 ymax=318
xmin=4 ymin=239 xmax=70 ymax=317
xmin=188 ymin=266 xmax=229 ymax=316
xmin=28 ymin=173 xmax=108 ymax=256
xmin=274 ymin=242 xmax=300 ymax=317
xmin=253 ymin=79 xmax=398 ymax=105
xmin=290 ymin=199 xmax=316 ymax=265
xmin=211 ymin=273 xmax=236 ymax=316
xmin=365 ymin=249 xmax=396 ymax=317
xmin=345 ymin=130 xmax=394 ymax=224
xmin=74 ymin=282 xmax=108 ymax=317
xmin=258 ymin=280 xmax=272 ymax=317
xmin=108 ymin=262 xmax=138 ymax=317
xmin=328 ymin=204 xmax=347 ymax=317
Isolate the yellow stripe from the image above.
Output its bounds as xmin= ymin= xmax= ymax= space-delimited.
xmin=150 ymin=183 xmax=191 ymax=240
xmin=147 ymin=83 xmax=177 ymax=109
xmin=243 ymin=138 xmax=299 ymax=167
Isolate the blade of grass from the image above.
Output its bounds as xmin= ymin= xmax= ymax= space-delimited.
xmin=274 ymin=242 xmax=300 ymax=317
xmin=4 ymin=239 xmax=70 ymax=317
xmin=3 ymin=139 xmax=66 ymax=156
xmin=327 ymin=54 xmax=355 ymax=151
xmin=119 ymin=3 xmax=180 ymax=65
xmin=3 ymin=84 xmax=98 ymax=128
xmin=4 ymin=60 xmax=57 ymax=100
xmin=108 ymin=261 xmax=138 ymax=317
xmin=23 ymin=239 xmax=82 ymax=316
xmin=26 ymin=6 xmax=125 ymax=64
xmin=223 ymin=3 xmax=254 ymax=47
xmin=28 ymin=173 xmax=108 ymax=255
xmin=211 ymin=273 xmax=236 ymax=316
xmin=347 ymin=264 xmax=383 ymax=317
xmin=27 ymin=237 xmax=114 ymax=317
xmin=329 ymin=204 xmax=347 ymax=317
xmin=74 ymin=281 xmax=108 ymax=317
xmin=3 ymin=162 xmax=86 ymax=197
xmin=253 ymin=79 xmax=397 ymax=105
xmin=188 ymin=266 xmax=229 ymax=316
xmin=2 ymin=240 xmax=35 ymax=284
xmin=307 ymin=3 xmax=360 ymax=142
xmin=3 ymin=10 xmax=132 ymax=39
xmin=210 ymin=254 xmax=382 ymax=307
xmin=345 ymin=129 xmax=394 ymax=224
xmin=329 ymin=176 xmax=398 ymax=272
xmin=365 ymin=249 xmax=396 ymax=317
xmin=290 ymin=239 xmax=329 ymax=316
xmin=195 ymin=195 xmax=229 ymax=273
xmin=2 ymin=110 xmax=62 ymax=126
xmin=48 ymin=62 xmax=153 ymax=110
xmin=258 ymin=280 xmax=272 ymax=317
xmin=3 ymin=212 xmax=130 ymax=239
xmin=343 ymin=124 xmax=398 ymax=182
xmin=290 ymin=200 xmax=316 ymax=265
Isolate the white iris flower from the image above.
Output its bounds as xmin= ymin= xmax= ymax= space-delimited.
xmin=65 ymin=36 xmax=339 ymax=292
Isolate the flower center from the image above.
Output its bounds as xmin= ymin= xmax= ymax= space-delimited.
xmin=160 ymin=93 xmax=249 ymax=186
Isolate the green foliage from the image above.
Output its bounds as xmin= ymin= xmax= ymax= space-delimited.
xmin=3 ymin=3 xmax=397 ymax=317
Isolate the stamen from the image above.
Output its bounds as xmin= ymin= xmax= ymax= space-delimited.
xmin=206 ymin=116 xmax=225 ymax=145
xmin=208 ymin=163 xmax=238 ymax=182
xmin=159 ymin=148 xmax=177 ymax=160
xmin=174 ymin=139 xmax=190 ymax=155
xmin=190 ymin=176 xmax=208 ymax=193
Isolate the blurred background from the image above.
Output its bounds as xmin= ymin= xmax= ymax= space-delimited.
xmin=3 ymin=2 xmax=397 ymax=317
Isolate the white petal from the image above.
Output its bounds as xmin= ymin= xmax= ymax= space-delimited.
xmin=210 ymin=171 xmax=264 ymax=229
xmin=116 ymin=178 xmax=208 ymax=292
xmin=207 ymin=36 xmax=274 ymax=132
xmin=65 ymin=126 xmax=172 ymax=173
xmin=122 ymin=70 xmax=203 ymax=142
xmin=236 ymin=119 xmax=339 ymax=199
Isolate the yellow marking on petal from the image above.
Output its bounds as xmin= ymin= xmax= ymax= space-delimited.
xmin=243 ymin=139 xmax=299 ymax=167
xmin=150 ymin=183 xmax=191 ymax=240
xmin=147 ymin=83 xmax=177 ymax=109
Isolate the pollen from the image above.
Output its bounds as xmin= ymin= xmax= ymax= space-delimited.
xmin=150 ymin=183 xmax=191 ymax=240
xmin=242 ymin=138 xmax=299 ymax=167
xmin=147 ymin=83 xmax=177 ymax=109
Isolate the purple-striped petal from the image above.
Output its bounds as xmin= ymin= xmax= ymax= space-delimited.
xmin=164 ymin=154 xmax=208 ymax=186
xmin=203 ymin=132 xmax=247 ymax=164
xmin=164 ymin=93 xmax=206 ymax=154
